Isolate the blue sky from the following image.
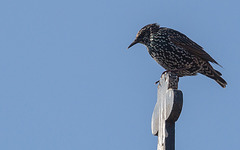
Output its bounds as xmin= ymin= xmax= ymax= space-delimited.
xmin=0 ymin=0 xmax=239 ymax=149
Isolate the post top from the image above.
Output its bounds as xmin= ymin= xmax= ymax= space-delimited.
xmin=151 ymin=72 xmax=183 ymax=136
xmin=159 ymin=72 xmax=179 ymax=89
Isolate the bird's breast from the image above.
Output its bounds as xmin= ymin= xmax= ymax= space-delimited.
xmin=147 ymin=47 xmax=170 ymax=69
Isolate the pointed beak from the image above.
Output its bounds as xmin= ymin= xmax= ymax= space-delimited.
xmin=128 ymin=40 xmax=138 ymax=49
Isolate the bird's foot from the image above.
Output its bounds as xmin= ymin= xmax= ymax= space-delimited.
xmin=162 ymin=70 xmax=182 ymax=77
xmin=155 ymin=71 xmax=172 ymax=85
xmin=162 ymin=70 xmax=170 ymax=74
xmin=161 ymin=70 xmax=173 ymax=77
xmin=155 ymin=70 xmax=180 ymax=85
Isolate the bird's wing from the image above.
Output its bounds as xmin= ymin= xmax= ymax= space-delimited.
xmin=167 ymin=28 xmax=220 ymax=66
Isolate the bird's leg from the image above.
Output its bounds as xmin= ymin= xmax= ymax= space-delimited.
xmin=167 ymin=68 xmax=187 ymax=77
xmin=162 ymin=70 xmax=172 ymax=76
xmin=155 ymin=70 xmax=181 ymax=85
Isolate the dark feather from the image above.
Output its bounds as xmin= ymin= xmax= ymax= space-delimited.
xmin=214 ymin=69 xmax=222 ymax=76
xmin=167 ymin=29 xmax=221 ymax=66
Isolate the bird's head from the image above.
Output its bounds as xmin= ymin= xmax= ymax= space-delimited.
xmin=128 ymin=23 xmax=160 ymax=49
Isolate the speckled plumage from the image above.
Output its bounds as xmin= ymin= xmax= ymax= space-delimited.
xmin=128 ymin=23 xmax=227 ymax=88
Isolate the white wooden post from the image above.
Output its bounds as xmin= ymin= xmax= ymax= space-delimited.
xmin=151 ymin=72 xmax=183 ymax=150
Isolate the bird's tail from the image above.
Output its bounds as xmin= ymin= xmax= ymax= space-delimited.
xmin=199 ymin=62 xmax=227 ymax=88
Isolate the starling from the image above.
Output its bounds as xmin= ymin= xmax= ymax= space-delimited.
xmin=128 ymin=23 xmax=227 ymax=88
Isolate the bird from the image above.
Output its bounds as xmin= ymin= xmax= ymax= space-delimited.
xmin=128 ymin=23 xmax=227 ymax=88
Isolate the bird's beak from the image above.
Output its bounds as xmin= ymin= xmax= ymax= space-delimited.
xmin=128 ymin=40 xmax=138 ymax=49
